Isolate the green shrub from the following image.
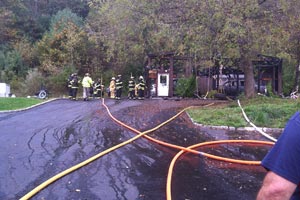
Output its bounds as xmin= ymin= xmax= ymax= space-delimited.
xmin=175 ymin=77 xmax=196 ymax=97
xmin=207 ymin=90 xmax=218 ymax=99
xmin=45 ymin=65 xmax=81 ymax=96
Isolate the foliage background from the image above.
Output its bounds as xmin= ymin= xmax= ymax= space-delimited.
xmin=1 ymin=0 xmax=300 ymax=97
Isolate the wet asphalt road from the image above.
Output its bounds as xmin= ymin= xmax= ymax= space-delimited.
xmin=0 ymin=98 xmax=275 ymax=200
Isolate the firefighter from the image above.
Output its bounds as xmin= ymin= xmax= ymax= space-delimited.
xmin=70 ymin=73 xmax=80 ymax=100
xmin=109 ymin=77 xmax=116 ymax=99
xmin=128 ymin=76 xmax=136 ymax=99
xmin=67 ymin=73 xmax=74 ymax=99
xmin=93 ymin=78 xmax=104 ymax=98
xmin=115 ymin=74 xmax=123 ymax=100
xmin=137 ymin=76 xmax=145 ymax=100
xmin=82 ymin=73 xmax=94 ymax=101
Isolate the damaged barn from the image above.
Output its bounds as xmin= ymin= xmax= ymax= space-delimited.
xmin=144 ymin=53 xmax=283 ymax=99
xmin=196 ymin=54 xmax=283 ymax=99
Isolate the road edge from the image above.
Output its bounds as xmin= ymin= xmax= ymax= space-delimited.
xmin=186 ymin=112 xmax=283 ymax=135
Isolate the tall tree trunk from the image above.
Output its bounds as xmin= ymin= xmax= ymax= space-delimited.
xmin=293 ymin=60 xmax=300 ymax=92
xmin=241 ymin=54 xmax=256 ymax=98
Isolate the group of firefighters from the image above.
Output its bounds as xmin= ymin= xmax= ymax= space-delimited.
xmin=67 ymin=73 xmax=145 ymax=101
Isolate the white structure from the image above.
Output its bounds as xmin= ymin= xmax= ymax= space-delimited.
xmin=0 ymin=83 xmax=11 ymax=97
xmin=157 ymin=73 xmax=169 ymax=96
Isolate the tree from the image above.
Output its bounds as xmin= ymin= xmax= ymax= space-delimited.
xmin=0 ymin=8 xmax=18 ymax=45
xmin=87 ymin=0 xmax=149 ymax=72
xmin=35 ymin=8 xmax=87 ymax=75
xmin=279 ymin=0 xmax=300 ymax=93
xmin=186 ymin=0 xmax=288 ymax=98
xmin=88 ymin=0 xmax=283 ymax=98
xmin=1 ymin=0 xmax=299 ymax=96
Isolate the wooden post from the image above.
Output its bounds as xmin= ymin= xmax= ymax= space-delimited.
xmin=277 ymin=59 xmax=283 ymax=94
xmin=257 ymin=66 xmax=261 ymax=93
xmin=272 ymin=65 xmax=276 ymax=93
xmin=169 ymin=56 xmax=174 ymax=97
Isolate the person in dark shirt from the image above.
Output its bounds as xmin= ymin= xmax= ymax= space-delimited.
xmin=257 ymin=111 xmax=300 ymax=200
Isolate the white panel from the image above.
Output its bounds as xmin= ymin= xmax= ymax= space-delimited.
xmin=157 ymin=73 xmax=169 ymax=96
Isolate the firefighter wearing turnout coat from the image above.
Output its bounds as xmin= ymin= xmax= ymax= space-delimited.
xmin=128 ymin=76 xmax=136 ymax=99
xmin=82 ymin=73 xmax=93 ymax=101
xmin=137 ymin=76 xmax=145 ymax=100
xmin=67 ymin=73 xmax=74 ymax=99
xmin=70 ymin=73 xmax=80 ymax=100
xmin=115 ymin=74 xmax=123 ymax=100
xmin=93 ymin=78 xmax=104 ymax=98
xmin=109 ymin=77 xmax=116 ymax=99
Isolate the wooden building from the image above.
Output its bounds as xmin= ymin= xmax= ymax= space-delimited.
xmin=145 ymin=52 xmax=193 ymax=97
xmin=196 ymin=54 xmax=283 ymax=97
xmin=252 ymin=54 xmax=283 ymax=94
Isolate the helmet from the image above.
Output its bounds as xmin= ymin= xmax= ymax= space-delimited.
xmin=85 ymin=73 xmax=90 ymax=76
xmin=131 ymin=76 xmax=134 ymax=79
xmin=139 ymin=76 xmax=143 ymax=80
xmin=118 ymin=74 xmax=122 ymax=77
xmin=111 ymin=77 xmax=115 ymax=80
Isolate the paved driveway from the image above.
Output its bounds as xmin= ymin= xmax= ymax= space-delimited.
xmin=0 ymin=98 xmax=272 ymax=200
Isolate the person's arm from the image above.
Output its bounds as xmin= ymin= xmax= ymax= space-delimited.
xmin=257 ymin=171 xmax=297 ymax=200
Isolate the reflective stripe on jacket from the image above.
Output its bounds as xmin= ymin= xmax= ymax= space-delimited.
xmin=138 ymin=81 xmax=145 ymax=90
xmin=116 ymin=79 xmax=123 ymax=89
xmin=71 ymin=77 xmax=80 ymax=88
xmin=128 ymin=80 xmax=135 ymax=91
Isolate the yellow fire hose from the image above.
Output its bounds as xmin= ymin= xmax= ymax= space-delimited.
xmin=20 ymin=98 xmax=275 ymax=199
xmin=20 ymin=99 xmax=212 ymax=199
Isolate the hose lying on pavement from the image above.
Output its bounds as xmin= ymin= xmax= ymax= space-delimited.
xmin=100 ymin=99 xmax=274 ymax=200
xmin=20 ymin=98 xmax=274 ymax=199
xmin=166 ymin=140 xmax=273 ymax=200
xmin=19 ymin=99 xmax=214 ymax=199
xmin=20 ymin=98 xmax=182 ymax=199
xmin=102 ymin=99 xmax=274 ymax=165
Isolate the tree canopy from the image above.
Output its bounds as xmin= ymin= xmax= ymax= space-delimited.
xmin=0 ymin=0 xmax=300 ymax=97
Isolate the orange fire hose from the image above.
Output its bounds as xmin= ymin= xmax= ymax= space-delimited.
xmin=102 ymin=99 xmax=275 ymax=200
xmin=20 ymin=98 xmax=275 ymax=199
xmin=166 ymin=140 xmax=274 ymax=200
xmin=102 ymin=99 xmax=274 ymax=165
xmin=20 ymin=99 xmax=215 ymax=199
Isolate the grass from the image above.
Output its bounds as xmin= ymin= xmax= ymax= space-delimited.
xmin=1 ymin=96 xmax=299 ymax=129
xmin=0 ymin=97 xmax=44 ymax=111
xmin=188 ymin=96 xmax=300 ymax=128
